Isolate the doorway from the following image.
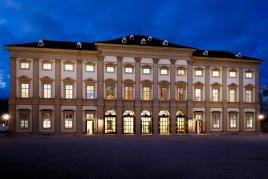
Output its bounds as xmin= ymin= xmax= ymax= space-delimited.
xmin=196 ymin=120 xmax=204 ymax=134
xmin=86 ymin=120 xmax=94 ymax=135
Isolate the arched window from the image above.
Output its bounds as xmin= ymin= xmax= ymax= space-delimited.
xmin=123 ymin=110 xmax=134 ymax=134
xmin=176 ymin=111 xmax=185 ymax=134
xmin=141 ymin=110 xmax=152 ymax=134
xmin=104 ymin=110 xmax=116 ymax=134
xmin=159 ymin=110 xmax=170 ymax=134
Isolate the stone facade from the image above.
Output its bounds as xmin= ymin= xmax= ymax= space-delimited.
xmin=6 ymin=35 xmax=262 ymax=135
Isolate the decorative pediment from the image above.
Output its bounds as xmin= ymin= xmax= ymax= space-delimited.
xmin=228 ymin=83 xmax=238 ymax=88
xmin=176 ymin=81 xmax=186 ymax=87
xmin=63 ymin=77 xmax=75 ymax=83
xmin=211 ymin=82 xmax=221 ymax=88
xmin=84 ymin=78 xmax=96 ymax=85
xmin=194 ymin=82 xmax=204 ymax=87
xmin=159 ymin=80 xmax=170 ymax=87
xmin=124 ymin=79 xmax=134 ymax=86
xmin=245 ymin=84 xmax=254 ymax=89
xmin=18 ymin=75 xmax=31 ymax=82
xmin=141 ymin=80 xmax=153 ymax=87
xmin=40 ymin=76 xmax=54 ymax=83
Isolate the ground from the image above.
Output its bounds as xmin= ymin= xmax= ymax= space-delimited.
xmin=0 ymin=135 xmax=268 ymax=179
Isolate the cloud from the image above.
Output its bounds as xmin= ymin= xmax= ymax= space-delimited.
xmin=0 ymin=72 xmax=7 ymax=89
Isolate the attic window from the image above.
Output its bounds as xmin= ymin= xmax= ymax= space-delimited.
xmin=203 ymin=50 xmax=208 ymax=56
xmin=122 ymin=37 xmax=127 ymax=44
xmin=141 ymin=38 xmax=146 ymax=45
xmin=148 ymin=36 xmax=152 ymax=41
xmin=235 ymin=52 xmax=242 ymax=58
xmin=38 ymin=40 xmax=44 ymax=47
xmin=163 ymin=40 xmax=168 ymax=46
xmin=129 ymin=35 xmax=134 ymax=40
xmin=77 ymin=42 xmax=82 ymax=49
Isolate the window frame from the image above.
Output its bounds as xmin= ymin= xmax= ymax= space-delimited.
xmin=64 ymin=63 xmax=74 ymax=71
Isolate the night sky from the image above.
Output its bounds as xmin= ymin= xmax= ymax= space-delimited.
xmin=0 ymin=0 xmax=267 ymax=99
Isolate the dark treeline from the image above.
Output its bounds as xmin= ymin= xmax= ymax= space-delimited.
xmin=0 ymin=98 xmax=8 ymax=115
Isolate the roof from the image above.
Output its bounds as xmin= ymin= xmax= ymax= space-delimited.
xmin=5 ymin=35 xmax=263 ymax=61
xmin=193 ymin=50 xmax=263 ymax=61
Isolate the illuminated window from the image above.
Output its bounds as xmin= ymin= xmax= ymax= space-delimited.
xmin=229 ymin=112 xmax=237 ymax=129
xmin=42 ymin=63 xmax=52 ymax=70
xmin=86 ymin=85 xmax=94 ymax=99
xmin=43 ymin=84 xmax=52 ymax=98
xmin=86 ymin=64 xmax=94 ymax=72
xmin=212 ymin=88 xmax=219 ymax=102
xmin=42 ymin=111 xmax=52 ymax=129
xmin=124 ymin=86 xmax=133 ymax=100
xmin=141 ymin=110 xmax=152 ymax=134
xmin=106 ymin=85 xmax=114 ymax=99
xmin=123 ymin=111 xmax=134 ymax=134
xmin=212 ymin=112 xmax=220 ymax=129
xmin=212 ymin=70 xmax=220 ymax=77
xmin=229 ymin=71 xmax=237 ymax=78
xmin=64 ymin=112 xmax=73 ymax=129
xmin=20 ymin=62 xmax=30 ymax=69
xmin=64 ymin=63 xmax=74 ymax=71
xmin=177 ymin=87 xmax=185 ymax=101
xmin=105 ymin=110 xmax=116 ymax=134
xmin=124 ymin=67 xmax=133 ymax=73
xmin=160 ymin=68 xmax=168 ymax=75
xmin=229 ymin=89 xmax=236 ymax=102
xmin=176 ymin=111 xmax=185 ymax=134
xmin=106 ymin=66 xmax=115 ymax=73
xmin=177 ymin=68 xmax=185 ymax=76
xmin=19 ymin=110 xmax=29 ymax=129
xmin=245 ymin=71 xmax=253 ymax=79
xmin=159 ymin=111 xmax=170 ymax=134
xmin=160 ymin=87 xmax=169 ymax=100
xmin=65 ymin=85 xmax=73 ymax=99
xmin=245 ymin=112 xmax=254 ymax=128
xmin=21 ymin=83 xmax=29 ymax=98
xmin=143 ymin=68 xmax=151 ymax=74
xmin=195 ymin=88 xmax=202 ymax=101
xmin=195 ymin=69 xmax=203 ymax=76
xmin=143 ymin=87 xmax=150 ymax=100
xmin=245 ymin=89 xmax=253 ymax=102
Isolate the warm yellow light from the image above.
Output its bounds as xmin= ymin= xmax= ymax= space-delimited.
xmin=258 ymin=114 xmax=264 ymax=120
xmin=2 ymin=114 xmax=10 ymax=121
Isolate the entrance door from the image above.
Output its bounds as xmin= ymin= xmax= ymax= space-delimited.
xmin=87 ymin=120 xmax=93 ymax=135
xmin=159 ymin=117 xmax=169 ymax=134
xmin=177 ymin=117 xmax=185 ymax=134
xmin=196 ymin=120 xmax=203 ymax=134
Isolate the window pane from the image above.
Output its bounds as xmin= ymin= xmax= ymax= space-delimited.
xmin=143 ymin=68 xmax=150 ymax=74
xmin=123 ymin=117 xmax=134 ymax=134
xmin=44 ymin=84 xmax=52 ymax=98
xmin=65 ymin=64 xmax=74 ymax=71
xmin=177 ymin=69 xmax=185 ymax=76
xmin=195 ymin=70 xmax=202 ymax=76
xmin=245 ymin=113 xmax=254 ymax=128
xmin=212 ymin=89 xmax=219 ymax=102
xmin=143 ymin=87 xmax=150 ymax=100
xmin=42 ymin=112 xmax=52 ymax=129
xmin=246 ymin=72 xmax=253 ymax=78
xmin=229 ymin=71 xmax=237 ymax=77
xmin=160 ymin=87 xmax=168 ymax=100
xmin=229 ymin=113 xmax=237 ymax=128
xmin=21 ymin=83 xmax=29 ymax=98
xmin=159 ymin=117 xmax=169 ymax=134
xmin=212 ymin=112 xmax=220 ymax=129
xmin=229 ymin=89 xmax=236 ymax=102
xmin=20 ymin=62 xmax=30 ymax=69
xmin=64 ymin=113 xmax=73 ymax=128
xmin=65 ymin=85 xmax=73 ymax=99
xmin=245 ymin=90 xmax=252 ymax=102
xmin=106 ymin=86 xmax=114 ymax=99
xmin=106 ymin=66 xmax=114 ymax=73
xmin=195 ymin=88 xmax=202 ymax=101
xmin=124 ymin=86 xmax=133 ymax=100
xmin=177 ymin=88 xmax=185 ymax=101
xmin=125 ymin=67 xmax=133 ymax=73
xmin=43 ymin=63 xmax=52 ymax=70
xmin=141 ymin=116 xmax=152 ymax=134
xmin=86 ymin=85 xmax=94 ymax=99
xmin=212 ymin=70 xmax=220 ymax=77
xmin=160 ymin=69 xmax=168 ymax=75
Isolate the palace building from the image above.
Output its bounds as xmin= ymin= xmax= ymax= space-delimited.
xmin=5 ymin=35 xmax=263 ymax=135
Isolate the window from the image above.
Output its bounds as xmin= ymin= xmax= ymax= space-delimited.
xmin=86 ymin=64 xmax=94 ymax=72
xmin=229 ymin=112 xmax=237 ymax=129
xmin=21 ymin=83 xmax=29 ymax=98
xmin=177 ymin=68 xmax=185 ymax=76
xmin=106 ymin=66 xmax=115 ymax=73
xmin=245 ymin=71 xmax=253 ymax=79
xmin=195 ymin=69 xmax=203 ymax=76
xmin=123 ymin=111 xmax=134 ymax=134
xmin=42 ymin=112 xmax=52 ymax=129
xmin=195 ymin=88 xmax=202 ymax=101
xmin=160 ymin=87 xmax=168 ymax=100
xmin=176 ymin=111 xmax=185 ymax=134
xmin=43 ymin=84 xmax=52 ymax=98
xmin=106 ymin=85 xmax=114 ymax=99
xmin=141 ymin=111 xmax=152 ymax=134
xmin=86 ymin=85 xmax=94 ymax=99
xmin=64 ymin=63 xmax=74 ymax=71
xmin=245 ymin=112 xmax=254 ymax=128
xmin=105 ymin=110 xmax=116 ymax=134
xmin=143 ymin=68 xmax=151 ymax=74
xmin=212 ymin=70 xmax=220 ymax=77
xmin=19 ymin=110 xmax=29 ymax=129
xmin=229 ymin=89 xmax=236 ymax=102
xmin=65 ymin=85 xmax=73 ymax=99
xmin=212 ymin=112 xmax=220 ymax=129
xmin=20 ymin=62 xmax=30 ymax=69
xmin=177 ymin=87 xmax=185 ymax=101
xmin=245 ymin=89 xmax=253 ymax=102
xmin=160 ymin=68 xmax=168 ymax=75
xmin=159 ymin=111 xmax=170 ymax=134
xmin=64 ymin=112 xmax=73 ymax=129
xmin=124 ymin=67 xmax=133 ymax=73
xmin=124 ymin=86 xmax=133 ymax=100
xmin=143 ymin=87 xmax=150 ymax=100
xmin=229 ymin=71 xmax=237 ymax=78
xmin=212 ymin=88 xmax=219 ymax=102
xmin=42 ymin=63 xmax=52 ymax=70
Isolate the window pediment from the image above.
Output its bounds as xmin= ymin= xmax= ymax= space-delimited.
xmin=124 ymin=79 xmax=134 ymax=86
xmin=194 ymin=82 xmax=204 ymax=87
xmin=159 ymin=80 xmax=170 ymax=87
xmin=63 ymin=77 xmax=75 ymax=84
xmin=245 ymin=84 xmax=254 ymax=89
xmin=142 ymin=80 xmax=153 ymax=87
xmin=211 ymin=82 xmax=221 ymax=88
xmin=40 ymin=76 xmax=54 ymax=83
xmin=84 ymin=78 xmax=96 ymax=85
xmin=176 ymin=81 xmax=186 ymax=87
xmin=18 ymin=75 xmax=31 ymax=82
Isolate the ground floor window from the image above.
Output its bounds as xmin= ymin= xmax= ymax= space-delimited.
xmin=194 ymin=113 xmax=204 ymax=134
xmin=64 ymin=112 xmax=74 ymax=129
xmin=176 ymin=111 xmax=185 ymax=134
xmin=229 ymin=112 xmax=238 ymax=129
xmin=42 ymin=110 xmax=52 ymax=129
xmin=245 ymin=112 xmax=254 ymax=129
xmin=141 ymin=110 xmax=152 ymax=134
xmin=212 ymin=112 xmax=220 ymax=129
xmin=159 ymin=110 xmax=170 ymax=134
xmin=19 ymin=110 xmax=30 ymax=129
xmin=105 ymin=110 xmax=116 ymax=134
xmin=123 ymin=111 xmax=134 ymax=134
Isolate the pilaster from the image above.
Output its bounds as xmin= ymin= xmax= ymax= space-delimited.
xmin=55 ymin=59 xmax=61 ymax=134
xmin=32 ymin=58 xmax=39 ymax=134
xmin=239 ymin=68 xmax=244 ymax=132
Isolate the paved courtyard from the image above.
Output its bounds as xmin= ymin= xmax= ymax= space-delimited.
xmin=0 ymin=135 xmax=268 ymax=179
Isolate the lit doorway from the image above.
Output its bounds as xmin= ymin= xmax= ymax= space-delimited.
xmin=141 ymin=110 xmax=152 ymax=134
xmin=176 ymin=111 xmax=185 ymax=134
xmin=123 ymin=110 xmax=134 ymax=134
xmin=196 ymin=120 xmax=204 ymax=134
xmin=104 ymin=110 xmax=116 ymax=134
xmin=159 ymin=110 xmax=170 ymax=134
xmin=86 ymin=113 xmax=94 ymax=135
xmin=86 ymin=120 xmax=94 ymax=135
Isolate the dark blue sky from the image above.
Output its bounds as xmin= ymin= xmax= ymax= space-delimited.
xmin=0 ymin=0 xmax=267 ymax=99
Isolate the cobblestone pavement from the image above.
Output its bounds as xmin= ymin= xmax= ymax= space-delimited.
xmin=0 ymin=135 xmax=268 ymax=179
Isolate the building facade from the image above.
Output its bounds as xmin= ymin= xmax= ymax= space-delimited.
xmin=6 ymin=35 xmax=263 ymax=135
